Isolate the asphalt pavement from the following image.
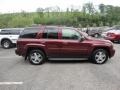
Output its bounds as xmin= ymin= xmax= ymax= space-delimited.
xmin=0 ymin=44 xmax=120 ymax=90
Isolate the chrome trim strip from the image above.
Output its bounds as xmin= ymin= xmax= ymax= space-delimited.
xmin=49 ymin=58 xmax=88 ymax=60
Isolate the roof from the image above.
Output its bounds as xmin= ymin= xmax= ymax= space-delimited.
xmin=25 ymin=25 xmax=76 ymax=30
xmin=1 ymin=28 xmax=24 ymax=30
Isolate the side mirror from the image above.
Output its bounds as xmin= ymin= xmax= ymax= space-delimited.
xmin=79 ymin=36 xmax=85 ymax=42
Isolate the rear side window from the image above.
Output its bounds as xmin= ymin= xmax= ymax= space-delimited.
xmin=42 ymin=27 xmax=58 ymax=39
xmin=19 ymin=28 xmax=40 ymax=38
xmin=0 ymin=30 xmax=21 ymax=35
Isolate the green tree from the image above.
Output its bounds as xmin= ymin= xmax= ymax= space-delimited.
xmin=82 ymin=2 xmax=96 ymax=14
xmin=36 ymin=7 xmax=44 ymax=17
xmin=8 ymin=16 xmax=33 ymax=27
xmin=99 ymin=4 xmax=106 ymax=14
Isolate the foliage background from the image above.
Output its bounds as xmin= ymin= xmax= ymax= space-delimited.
xmin=0 ymin=3 xmax=120 ymax=28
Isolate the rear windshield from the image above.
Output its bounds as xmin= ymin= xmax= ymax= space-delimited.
xmin=19 ymin=27 xmax=40 ymax=38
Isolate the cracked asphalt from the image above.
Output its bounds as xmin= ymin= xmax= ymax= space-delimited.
xmin=0 ymin=43 xmax=120 ymax=90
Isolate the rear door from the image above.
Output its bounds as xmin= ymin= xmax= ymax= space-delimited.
xmin=42 ymin=27 xmax=61 ymax=58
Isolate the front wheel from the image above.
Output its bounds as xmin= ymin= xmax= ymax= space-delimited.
xmin=28 ymin=50 xmax=46 ymax=65
xmin=91 ymin=49 xmax=109 ymax=64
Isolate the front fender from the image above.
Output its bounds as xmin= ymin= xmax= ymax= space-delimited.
xmin=89 ymin=44 xmax=111 ymax=56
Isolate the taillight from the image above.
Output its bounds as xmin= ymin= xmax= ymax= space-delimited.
xmin=107 ymin=33 xmax=116 ymax=37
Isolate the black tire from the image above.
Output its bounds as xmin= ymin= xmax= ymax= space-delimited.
xmin=91 ymin=49 xmax=109 ymax=64
xmin=117 ymin=40 xmax=120 ymax=44
xmin=28 ymin=50 xmax=46 ymax=65
xmin=1 ymin=40 xmax=12 ymax=49
xmin=119 ymin=40 xmax=120 ymax=44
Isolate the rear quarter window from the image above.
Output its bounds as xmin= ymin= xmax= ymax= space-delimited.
xmin=19 ymin=28 xmax=40 ymax=38
xmin=0 ymin=30 xmax=21 ymax=35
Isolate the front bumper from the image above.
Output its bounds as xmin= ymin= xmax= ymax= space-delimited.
xmin=110 ymin=48 xmax=115 ymax=58
xmin=15 ymin=49 xmax=21 ymax=56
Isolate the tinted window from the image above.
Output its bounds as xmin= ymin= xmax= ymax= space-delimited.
xmin=43 ymin=27 xmax=58 ymax=39
xmin=62 ymin=29 xmax=80 ymax=40
xmin=0 ymin=30 xmax=21 ymax=35
xmin=19 ymin=28 xmax=40 ymax=38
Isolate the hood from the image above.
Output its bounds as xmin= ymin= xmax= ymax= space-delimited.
xmin=86 ymin=37 xmax=113 ymax=45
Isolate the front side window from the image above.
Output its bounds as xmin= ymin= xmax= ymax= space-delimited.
xmin=42 ymin=27 xmax=58 ymax=39
xmin=62 ymin=29 xmax=80 ymax=40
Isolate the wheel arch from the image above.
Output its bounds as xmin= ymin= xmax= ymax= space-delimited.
xmin=25 ymin=46 xmax=47 ymax=60
xmin=1 ymin=38 xmax=12 ymax=45
xmin=91 ymin=47 xmax=110 ymax=58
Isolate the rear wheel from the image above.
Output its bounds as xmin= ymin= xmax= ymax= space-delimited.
xmin=1 ymin=40 xmax=12 ymax=49
xmin=28 ymin=50 xmax=46 ymax=65
xmin=91 ymin=49 xmax=109 ymax=64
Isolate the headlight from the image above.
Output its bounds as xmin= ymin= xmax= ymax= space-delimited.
xmin=105 ymin=40 xmax=114 ymax=47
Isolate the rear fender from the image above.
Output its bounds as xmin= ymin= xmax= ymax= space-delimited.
xmin=23 ymin=43 xmax=46 ymax=58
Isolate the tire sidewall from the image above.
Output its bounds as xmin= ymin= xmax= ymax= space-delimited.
xmin=29 ymin=50 xmax=45 ymax=65
xmin=91 ymin=49 xmax=108 ymax=64
xmin=2 ymin=40 xmax=12 ymax=49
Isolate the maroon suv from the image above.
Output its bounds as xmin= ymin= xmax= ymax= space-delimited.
xmin=15 ymin=26 xmax=115 ymax=65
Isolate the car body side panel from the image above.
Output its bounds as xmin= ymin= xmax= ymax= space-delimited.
xmin=0 ymin=35 xmax=19 ymax=44
xmin=59 ymin=40 xmax=92 ymax=58
xmin=42 ymin=39 xmax=61 ymax=58
xmin=16 ymin=39 xmax=46 ymax=56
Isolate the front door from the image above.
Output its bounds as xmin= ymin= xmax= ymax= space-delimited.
xmin=60 ymin=28 xmax=90 ymax=58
